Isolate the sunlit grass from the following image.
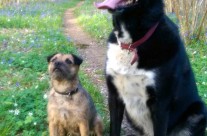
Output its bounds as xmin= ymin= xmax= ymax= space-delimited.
xmin=75 ymin=0 xmax=112 ymax=41
xmin=186 ymin=40 xmax=207 ymax=104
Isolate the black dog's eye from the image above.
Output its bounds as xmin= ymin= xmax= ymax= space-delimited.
xmin=65 ymin=59 xmax=72 ymax=64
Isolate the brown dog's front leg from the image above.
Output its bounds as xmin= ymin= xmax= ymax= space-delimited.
xmin=94 ymin=116 xmax=103 ymax=136
xmin=79 ymin=121 xmax=89 ymax=136
xmin=49 ymin=123 xmax=58 ymax=136
xmin=58 ymin=125 xmax=66 ymax=136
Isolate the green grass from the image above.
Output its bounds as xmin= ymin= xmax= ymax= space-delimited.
xmin=186 ymin=40 xmax=207 ymax=104
xmin=74 ymin=0 xmax=112 ymax=41
xmin=0 ymin=0 xmax=107 ymax=135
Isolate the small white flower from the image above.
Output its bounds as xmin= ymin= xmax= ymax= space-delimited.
xmin=9 ymin=110 xmax=14 ymax=113
xmin=202 ymin=82 xmax=206 ymax=85
xmin=203 ymin=56 xmax=207 ymax=59
xmin=14 ymin=103 xmax=18 ymax=107
xmin=43 ymin=94 xmax=47 ymax=99
xmin=204 ymin=71 xmax=207 ymax=74
xmin=8 ymin=19 xmax=10 ymax=22
xmin=204 ymin=94 xmax=207 ymax=98
xmin=35 ymin=85 xmax=38 ymax=89
xmin=33 ymin=122 xmax=37 ymax=125
xmin=28 ymin=112 xmax=33 ymax=116
xmin=12 ymin=95 xmax=15 ymax=98
xmin=14 ymin=109 xmax=20 ymax=115
xmin=192 ymin=51 xmax=197 ymax=55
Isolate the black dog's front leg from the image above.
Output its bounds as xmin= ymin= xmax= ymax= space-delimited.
xmin=107 ymin=76 xmax=125 ymax=136
xmin=108 ymin=92 xmax=125 ymax=136
xmin=150 ymin=97 xmax=170 ymax=136
xmin=153 ymin=106 xmax=169 ymax=136
xmin=147 ymin=86 xmax=170 ymax=136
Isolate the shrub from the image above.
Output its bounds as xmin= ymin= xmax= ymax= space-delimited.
xmin=165 ymin=0 xmax=207 ymax=43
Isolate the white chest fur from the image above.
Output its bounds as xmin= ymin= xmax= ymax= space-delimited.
xmin=106 ymin=42 xmax=155 ymax=136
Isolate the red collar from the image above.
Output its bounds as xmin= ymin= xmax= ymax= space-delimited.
xmin=120 ymin=22 xmax=159 ymax=65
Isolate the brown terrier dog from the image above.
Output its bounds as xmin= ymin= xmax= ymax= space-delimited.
xmin=47 ymin=53 xmax=103 ymax=136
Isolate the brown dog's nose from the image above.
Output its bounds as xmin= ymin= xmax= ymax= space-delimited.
xmin=55 ymin=61 xmax=62 ymax=67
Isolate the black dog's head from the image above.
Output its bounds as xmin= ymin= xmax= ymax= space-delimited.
xmin=96 ymin=0 xmax=164 ymax=43
xmin=47 ymin=53 xmax=83 ymax=81
xmin=95 ymin=0 xmax=164 ymax=12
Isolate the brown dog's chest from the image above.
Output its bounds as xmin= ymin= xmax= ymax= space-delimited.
xmin=48 ymin=92 xmax=88 ymax=132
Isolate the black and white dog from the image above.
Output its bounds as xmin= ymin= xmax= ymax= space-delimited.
xmin=95 ymin=0 xmax=207 ymax=135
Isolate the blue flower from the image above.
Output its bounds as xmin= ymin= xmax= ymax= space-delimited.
xmin=67 ymin=36 xmax=71 ymax=42
xmin=1 ymin=59 xmax=6 ymax=64
xmin=8 ymin=59 xmax=14 ymax=64
xmin=16 ymin=82 xmax=20 ymax=87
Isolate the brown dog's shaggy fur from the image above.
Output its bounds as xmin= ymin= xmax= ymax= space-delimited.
xmin=47 ymin=53 xmax=103 ymax=136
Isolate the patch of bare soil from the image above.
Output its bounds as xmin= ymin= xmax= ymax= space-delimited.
xmin=63 ymin=2 xmax=107 ymax=96
xmin=63 ymin=2 xmax=136 ymax=135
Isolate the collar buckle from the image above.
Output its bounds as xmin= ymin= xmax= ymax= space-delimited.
xmin=120 ymin=22 xmax=159 ymax=65
xmin=55 ymin=87 xmax=78 ymax=96
xmin=67 ymin=92 xmax=71 ymax=97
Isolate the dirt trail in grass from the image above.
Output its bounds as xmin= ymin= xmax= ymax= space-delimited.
xmin=63 ymin=2 xmax=136 ymax=135
xmin=64 ymin=2 xmax=107 ymax=96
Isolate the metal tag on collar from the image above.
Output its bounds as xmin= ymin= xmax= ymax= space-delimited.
xmin=128 ymin=44 xmax=132 ymax=50
xmin=128 ymin=44 xmax=133 ymax=54
xmin=67 ymin=92 xmax=71 ymax=97
xmin=130 ymin=49 xmax=138 ymax=65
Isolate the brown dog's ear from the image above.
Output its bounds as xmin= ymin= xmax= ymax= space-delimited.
xmin=71 ymin=54 xmax=83 ymax=65
xmin=47 ymin=53 xmax=57 ymax=63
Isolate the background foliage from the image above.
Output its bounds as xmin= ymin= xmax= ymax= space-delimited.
xmin=165 ymin=0 xmax=207 ymax=43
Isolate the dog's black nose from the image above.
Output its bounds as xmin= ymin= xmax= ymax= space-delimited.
xmin=55 ymin=61 xmax=61 ymax=67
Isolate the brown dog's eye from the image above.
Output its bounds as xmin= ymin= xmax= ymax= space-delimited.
xmin=65 ymin=59 xmax=72 ymax=64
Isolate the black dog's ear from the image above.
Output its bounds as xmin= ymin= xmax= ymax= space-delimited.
xmin=71 ymin=54 xmax=83 ymax=65
xmin=47 ymin=53 xmax=57 ymax=63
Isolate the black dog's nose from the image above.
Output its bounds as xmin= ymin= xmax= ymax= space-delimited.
xmin=55 ymin=61 xmax=61 ymax=67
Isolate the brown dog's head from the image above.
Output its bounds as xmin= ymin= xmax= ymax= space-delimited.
xmin=47 ymin=53 xmax=83 ymax=81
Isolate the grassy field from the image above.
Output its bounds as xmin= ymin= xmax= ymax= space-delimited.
xmin=0 ymin=0 xmax=107 ymax=135
xmin=74 ymin=0 xmax=112 ymax=41
xmin=75 ymin=0 xmax=207 ymax=103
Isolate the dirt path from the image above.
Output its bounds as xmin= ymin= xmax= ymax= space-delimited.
xmin=63 ymin=2 xmax=107 ymax=97
xmin=63 ymin=2 xmax=136 ymax=135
